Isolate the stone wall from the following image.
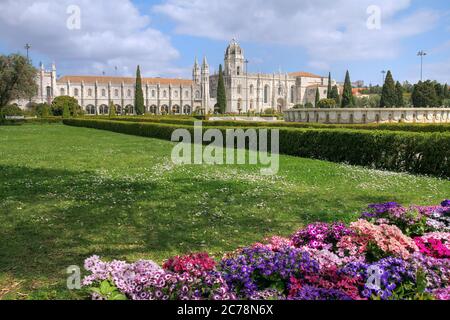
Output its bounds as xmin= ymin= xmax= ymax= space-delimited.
xmin=284 ymin=108 xmax=450 ymax=124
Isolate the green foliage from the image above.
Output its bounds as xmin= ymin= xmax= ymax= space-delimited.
xmin=35 ymin=103 xmax=51 ymax=117
xmin=391 ymin=269 xmax=434 ymax=300
xmin=1 ymin=104 xmax=23 ymax=118
xmin=305 ymin=102 xmax=314 ymax=108
xmin=0 ymin=54 xmax=38 ymax=109
xmin=217 ymin=64 xmax=227 ymax=114
xmin=292 ymin=104 xmax=304 ymax=109
xmin=355 ymin=95 xmax=380 ymax=108
xmin=330 ymin=85 xmax=340 ymax=105
xmin=315 ymin=88 xmax=320 ymax=107
xmin=109 ymin=101 xmax=116 ymax=118
xmin=90 ymin=280 xmax=127 ymax=300
xmin=327 ymin=72 xmax=332 ymax=99
xmin=380 ymin=71 xmax=397 ymax=107
xmin=51 ymin=96 xmax=80 ymax=116
xmin=134 ymin=65 xmax=145 ymax=115
xmin=264 ymin=108 xmax=275 ymax=114
xmin=62 ymin=103 xmax=70 ymax=118
xmin=443 ymin=83 xmax=449 ymax=99
xmin=412 ymin=81 xmax=440 ymax=107
xmin=317 ymin=98 xmax=336 ymax=109
xmin=341 ymin=70 xmax=354 ymax=107
xmin=395 ymin=81 xmax=404 ymax=107
xmin=64 ymin=118 xmax=450 ymax=177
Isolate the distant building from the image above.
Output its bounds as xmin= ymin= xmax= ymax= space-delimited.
xmin=15 ymin=40 xmax=334 ymax=114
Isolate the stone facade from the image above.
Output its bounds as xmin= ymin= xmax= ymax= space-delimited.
xmin=15 ymin=39 xmax=332 ymax=114
xmin=209 ymin=39 xmax=332 ymax=113
xmin=285 ymin=108 xmax=450 ymax=124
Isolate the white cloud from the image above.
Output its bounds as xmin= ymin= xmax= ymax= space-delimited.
xmin=154 ymin=0 xmax=440 ymax=65
xmin=0 ymin=0 xmax=181 ymax=77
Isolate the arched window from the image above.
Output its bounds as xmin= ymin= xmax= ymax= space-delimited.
xmin=185 ymin=91 xmax=189 ymax=98
xmin=127 ymin=89 xmax=131 ymax=97
xmin=237 ymin=66 xmax=240 ymax=75
xmin=60 ymin=88 xmax=65 ymax=96
xmin=250 ymin=85 xmax=254 ymax=95
xmin=195 ymin=90 xmax=200 ymax=99
xmin=152 ymin=90 xmax=156 ymax=98
xmin=46 ymin=86 xmax=52 ymax=98
xmin=183 ymin=105 xmax=191 ymax=114
xmin=278 ymin=86 xmax=282 ymax=95
xmin=88 ymin=89 xmax=93 ymax=97
xmin=163 ymin=90 xmax=167 ymax=98
xmin=291 ymin=86 xmax=295 ymax=103
xmin=264 ymin=85 xmax=269 ymax=104
xmin=237 ymin=85 xmax=241 ymax=95
xmin=74 ymin=88 xmax=79 ymax=96
xmin=115 ymin=89 xmax=119 ymax=97
xmin=101 ymin=89 xmax=106 ymax=97
xmin=174 ymin=91 xmax=178 ymax=98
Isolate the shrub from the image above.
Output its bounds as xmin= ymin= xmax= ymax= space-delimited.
xmin=317 ymin=99 xmax=337 ymax=109
xmin=63 ymin=119 xmax=450 ymax=177
xmin=51 ymin=96 xmax=80 ymax=116
xmin=1 ymin=104 xmax=23 ymax=118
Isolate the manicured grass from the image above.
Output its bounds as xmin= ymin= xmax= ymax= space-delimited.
xmin=0 ymin=124 xmax=449 ymax=299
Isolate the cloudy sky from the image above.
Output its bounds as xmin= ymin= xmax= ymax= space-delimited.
xmin=0 ymin=0 xmax=449 ymax=85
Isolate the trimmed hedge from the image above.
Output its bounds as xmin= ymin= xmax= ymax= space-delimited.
xmin=83 ymin=115 xmax=450 ymax=133
xmin=63 ymin=118 xmax=450 ymax=178
xmin=0 ymin=117 xmax=62 ymax=125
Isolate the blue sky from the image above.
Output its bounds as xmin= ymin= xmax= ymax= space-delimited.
xmin=0 ymin=0 xmax=449 ymax=85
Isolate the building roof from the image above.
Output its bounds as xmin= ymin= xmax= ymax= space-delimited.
xmin=289 ymin=71 xmax=323 ymax=79
xmin=57 ymin=75 xmax=193 ymax=86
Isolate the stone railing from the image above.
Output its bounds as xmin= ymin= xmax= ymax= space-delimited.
xmin=284 ymin=108 xmax=450 ymax=124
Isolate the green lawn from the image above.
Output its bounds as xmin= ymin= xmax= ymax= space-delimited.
xmin=1 ymin=124 xmax=449 ymax=299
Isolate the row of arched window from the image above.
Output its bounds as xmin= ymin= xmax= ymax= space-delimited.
xmin=59 ymin=87 xmax=200 ymax=99
xmin=234 ymin=84 xmax=296 ymax=104
xmin=85 ymin=104 xmax=192 ymax=115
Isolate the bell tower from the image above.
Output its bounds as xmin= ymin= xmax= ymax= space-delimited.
xmin=224 ymin=39 xmax=245 ymax=77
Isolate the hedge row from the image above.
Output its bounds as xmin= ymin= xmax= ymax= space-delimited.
xmin=63 ymin=118 xmax=450 ymax=178
xmin=84 ymin=116 xmax=450 ymax=133
xmin=0 ymin=117 xmax=62 ymax=125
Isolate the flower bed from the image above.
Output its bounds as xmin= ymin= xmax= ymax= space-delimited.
xmin=83 ymin=200 xmax=450 ymax=300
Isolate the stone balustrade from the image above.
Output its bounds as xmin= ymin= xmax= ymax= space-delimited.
xmin=284 ymin=108 xmax=450 ymax=124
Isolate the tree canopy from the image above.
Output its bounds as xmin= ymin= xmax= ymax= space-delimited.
xmin=341 ymin=70 xmax=354 ymax=107
xmin=217 ymin=64 xmax=227 ymax=114
xmin=0 ymin=54 xmax=38 ymax=109
xmin=380 ymin=71 xmax=397 ymax=107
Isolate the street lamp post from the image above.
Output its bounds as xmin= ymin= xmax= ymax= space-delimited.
xmin=417 ymin=51 xmax=427 ymax=81
xmin=24 ymin=43 xmax=31 ymax=62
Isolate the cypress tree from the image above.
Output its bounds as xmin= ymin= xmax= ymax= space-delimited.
xmin=109 ymin=101 xmax=116 ymax=118
xmin=395 ymin=81 xmax=404 ymax=108
xmin=380 ymin=71 xmax=397 ymax=107
xmin=341 ymin=70 xmax=354 ymax=107
xmin=327 ymin=72 xmax=332 ymax=99
xmin=217 ymin=64 xmax=227 ymax=114
xmin=315 ymin=87 xmax=320 ymax=107
xmin=134 ymin=65 xmax=145 ymax=115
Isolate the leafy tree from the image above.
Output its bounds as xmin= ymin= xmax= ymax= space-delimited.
xmin=0 ymin=54 xmax=38 ymax=109
xmin=330 ymin=85 xmax=340 ymax=105
xmin=317 ymin=98 xmax=336 ymax=108
xmin=327 ymin=72 xmax=332 ymax=99
xmin=62 ymin=103 xmax=70 ymax=118
xmin=51 ymin=96 xmax=79 ymax=116
xmin=134 ymin=65 xmax=145 ymax=115
xmin=443 ymin=83 xmax=449 ymax=99
xmin=341 ymin=70 xmax=354 ymax=107
xmin=35 ymin=103 xmax=51 ymax=117
xmin=109 ymin=101 xmax=116 ymax=118
xmin=412 ymin=81 xmax=439 ymax=108
xmin=395 ymin=81 xmax=404 ymax=107
xmin=380 ymin=71 xmax=397 ymax=107
xmin=217 ymin=64 xmax=227 ymax=114
xmin=305 ymin=102 xmax=314 ymax=108
xmin=434 ymin=82 xmax=444 ymax=106
xmin=315 ymin=87 xmax=320 ymax=107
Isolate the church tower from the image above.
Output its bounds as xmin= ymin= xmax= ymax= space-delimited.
xmin=192 ymin=57 xmax=200 ymax=85
xmin=224 ymin=39 xmax=245 ymax=76
xmin=201 ymin=56 xmax=210 ymax=110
